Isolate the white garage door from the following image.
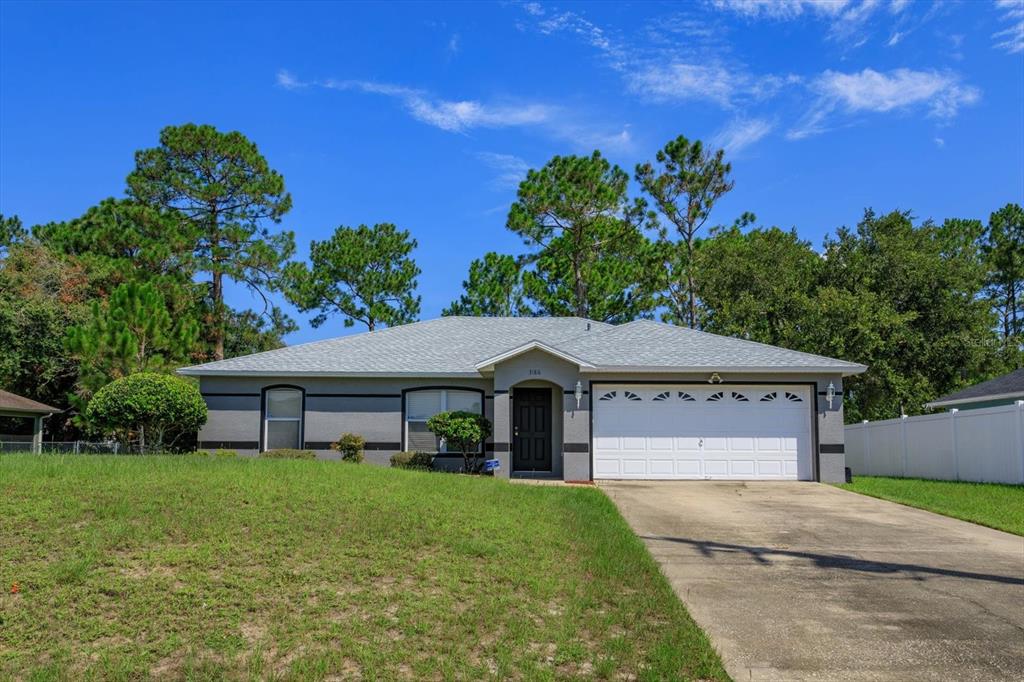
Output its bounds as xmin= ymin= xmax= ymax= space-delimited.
xmin=592 ymin=384 xmax=814 ymax=480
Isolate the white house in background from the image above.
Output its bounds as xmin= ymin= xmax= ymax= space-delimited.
xmin=926 ymin=368 xmax=1024 ymax=411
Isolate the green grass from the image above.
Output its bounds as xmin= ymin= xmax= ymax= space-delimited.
xmin=837 ymin=476 xmax=1024 ymax=536
xmin=0 ymin=455 xmax=727 ymax=681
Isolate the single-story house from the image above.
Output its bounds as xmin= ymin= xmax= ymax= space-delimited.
xmin=179 ymin=317 xmax=867 ymax=482
xmin=925 ymin=368 xmax=1024 ymax=411
xmin=0 ymin=389 xmax=58 ymax=453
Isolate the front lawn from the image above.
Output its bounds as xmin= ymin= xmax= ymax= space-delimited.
xmin=837 ymin=476 xmax=1024 ymax=536
xmin=0 ymin=455 xmax=727 ymax=680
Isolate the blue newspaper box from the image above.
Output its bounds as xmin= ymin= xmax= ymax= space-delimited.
xmin=482 ymin=458 xmax=501 ymax=474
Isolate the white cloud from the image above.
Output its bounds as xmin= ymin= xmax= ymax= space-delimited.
xmin=523 ymin=2 xmax=544 ymax=16
xmin=319 ymin=79 xmax=552 ymax=133
xmin=890 ymin=0 xmax=910 ymax=13
xmin=710 ymin=0 xmax=851 ymax=20
xmin=886 ymin=30 xmax=904 ymax=45
xmin=276 ymin=69 xmax=307 ymax=90
xmin=475 ymin=152 xmax=531 ymax=189
xmin=711 ymin=117 xmax=775 ymax=154
xmin=628 ymin=62 xmax=738 ymax=106
xmin=447 ymin=33 xmax=460 ymax=56
xmin=712 ymin=0 xmax=890 ymax=43
xmin=994 ymin=0 xmax=1024 ymax=54
xmin=788 ymin=68 xmax=980 ymax=139
xmin=934 ymin=137 xmax=945 ymax=147
xmin=627 ymin=62 xmax=796 ymax=107
xmin=280 ymin=70 xmax=630 ymax=151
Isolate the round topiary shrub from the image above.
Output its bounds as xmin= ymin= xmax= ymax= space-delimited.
xmin=389 ymin=451 xmax=434 ymax=470
xmin=332 ymin=433 xmax=365 ymax=463
xmin=85 ymin=372 xmax=207 ymax=453
xmin=426 ymin=411 xmax=491 ymax=473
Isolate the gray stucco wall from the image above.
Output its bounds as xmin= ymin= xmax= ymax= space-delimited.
xmin=198 ymin=368 xmax=849 ymax=482
xmin=198 ymin=376 xmax=491 ymax=467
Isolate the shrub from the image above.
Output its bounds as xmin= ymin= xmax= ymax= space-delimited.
xmin=426 ymin=411 xmax=491 ymax=474
xmin=332 ymin=432 xmax=365 ymax=463
xmin=85 ymin=372 xmax=207 ymax=453
xmin=260 ymin=448 xmax=316 ymax=460
xmin=390 ymin=451 xmax=434 ymax=470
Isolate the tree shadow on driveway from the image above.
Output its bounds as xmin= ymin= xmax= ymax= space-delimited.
xmin=641 ymin=536 xmax=1024 ymax=586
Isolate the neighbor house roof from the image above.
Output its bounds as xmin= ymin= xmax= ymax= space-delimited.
xmin=926 ymin=368 xmax=1024 ymax=409
xmin=0 ymin=389 xmax=58 ymax=415
xmin=178 ymin=316 xmax=867 ymax=378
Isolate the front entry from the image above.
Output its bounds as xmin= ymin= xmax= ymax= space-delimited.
xmin=512 ymin=388 xmax=552 ymax=472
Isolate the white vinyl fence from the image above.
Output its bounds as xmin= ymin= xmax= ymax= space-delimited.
xmin=845 ymin=401 xmax=1024 ymax=484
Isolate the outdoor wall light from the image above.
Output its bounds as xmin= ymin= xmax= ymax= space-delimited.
xmin=574 ymin=380 xmax=583 ymax=409
xmin=708 ymin=372 xmax=723 ymax=384
xmin=826 ymin=381 xmax=836 ymax=409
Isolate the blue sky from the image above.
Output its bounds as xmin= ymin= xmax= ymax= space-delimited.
xmin=2 ymin=0 xmax=1022 ymax=344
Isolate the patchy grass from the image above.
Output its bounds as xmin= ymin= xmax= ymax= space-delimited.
xmin=0 ymin=455 xmax=727 ymax=680
xmin=838 ymin=476 xmax=1024 ymax=536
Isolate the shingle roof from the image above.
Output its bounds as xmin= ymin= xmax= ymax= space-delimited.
xmin=0 ymin=389 xmax=58 ymax=414
xmin=179 ymin=316 xmax=865 ymax=377
xmin=927 ymin=368 xmax=1024 ymax=407
xmin=560 ymin=319 xmax=866 ymax=371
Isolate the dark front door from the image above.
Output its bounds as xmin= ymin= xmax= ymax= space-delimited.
xmin=513 ymin=388 xmax=552 ymax=472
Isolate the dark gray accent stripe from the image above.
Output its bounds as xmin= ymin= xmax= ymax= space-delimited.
xmin=305 ymin=441 xmax=401 ymax=451
xmin=494 ymin=389 xmax=509 ymax=395
xmin=819 ymin=444 xmax=845 ymax=454
xmin=562 ymin=390 xmax=590 ymax=395
xmin=201 ymin=393 xmax=259 ymax=398
xmin=199 ymin=440 xmax=258 ymax=449
xmin=306 ymin=393 xmax=401 ymax=398
xmin=491 ymin=442 xmax=510 ymax=452
xmin=562 ymin=442 xmax=589 ymax=453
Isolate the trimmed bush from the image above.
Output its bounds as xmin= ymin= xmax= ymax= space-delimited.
xmin=260 ymin=448 xmax=315 ymax=460
xmin=85 ymin=372 xmax=207 ymax=453
xmin=390 ymin=451 xmax=434 ymax=470
xmin=426 ymin=411 xmax=491 ymax=474
xmin=332 ymin=433 xmax=365 ymax=463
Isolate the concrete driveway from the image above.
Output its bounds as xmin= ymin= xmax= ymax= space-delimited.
xmin=600 ymin=481 xmax=1024 ymax=681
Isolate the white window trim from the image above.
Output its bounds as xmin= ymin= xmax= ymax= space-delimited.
xmin=404 ymin=388 xmax=483 ymax=454
xmin=263 ymin=388 xmax=303 ymax=451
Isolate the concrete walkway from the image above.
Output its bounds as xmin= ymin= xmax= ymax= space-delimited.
xmin=600 ymin=481 xmax=1024 ymax=681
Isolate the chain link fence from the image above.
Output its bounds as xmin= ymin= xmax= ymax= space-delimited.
xmin=0 ymin=440 xmax=131 ymax=454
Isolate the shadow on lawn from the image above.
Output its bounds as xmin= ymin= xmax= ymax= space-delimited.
xmin=641 ymin=536 xmax=1024 ymax=586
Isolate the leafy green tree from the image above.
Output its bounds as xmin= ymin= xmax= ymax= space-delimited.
xmin=126 ymin=123 xmax=294 ymax=360
xmin=284 ymin=223 xmax=421 ymax=331
xmin=0 ymin=214 xmax=26 ymax=257
xmin=636 ymin=136 xmax=734 ymax=327
xmin=85 ymin=372 xmax=207 ymax=453
xmin=0 ymin=241 xmax=89 ymax=437
xmin=507 ymin=151 xmax=653 ymax=322
xmin=697 ymin=226 xmax=822 ymax=344
xmin=426 ymin=410 xmax=492 ymax=473
xmin=65 ymin=281 xmax=199 ymax=398
xmin=443 ymin=252 xmax=531 ymax=317
xmin=34 ymin=199 xmax=195 ymax=290
xmin=982 ymin=203 xmax=1024 ymax=363
xmin=223 ymin=306 xmax=297 ymax=358
xmin=819 ymin=210 xmax=999 ymax=419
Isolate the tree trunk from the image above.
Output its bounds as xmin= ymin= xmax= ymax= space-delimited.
xmin=686 ymin=235 xmax=697 ymax=329
xmin=212 ymin=270 xmax=224 ymax=361
xmin=139 ymin=423 xmax=146 ymax=455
